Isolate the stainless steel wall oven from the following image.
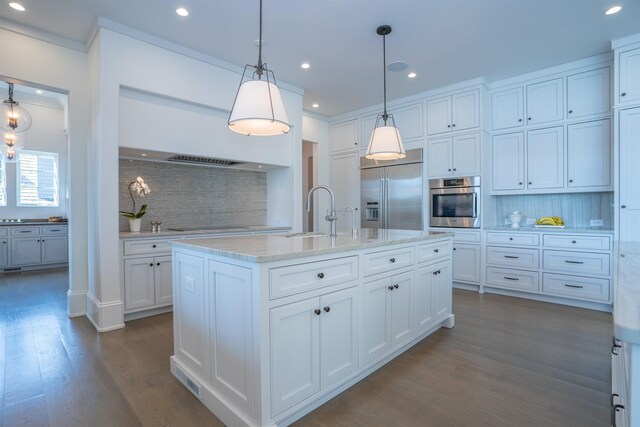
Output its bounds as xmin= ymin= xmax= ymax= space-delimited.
xmin=429 ymin=176 xmax=480 ymax=228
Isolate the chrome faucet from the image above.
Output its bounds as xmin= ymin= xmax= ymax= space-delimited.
xmin=307 ymin=185 xmax=338 ymax=237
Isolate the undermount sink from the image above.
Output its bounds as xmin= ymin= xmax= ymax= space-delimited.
xmin=284 ymin=232 xmax=330 ymax=238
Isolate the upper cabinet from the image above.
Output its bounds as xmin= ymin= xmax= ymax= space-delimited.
xmin=492 ymin=87 xmax=524 ymax=130
xmin=567 ymin=67 xmax=611 ymax=119
xmin=331 ymin=119 xmax=360 ymax=153
xmin=526 ymin=78 xmax=564 ymax=126
xmin=361 ymin=102 xmax=424 ymax=147
xmin=427 ymin=132 xmax=481 ymax=178
xmin=567 ymin=119 xmax=611 ymax=189
xmin=618 ymin=47 xmax=640 ymax=105
xmin=427 ymin=89 xmax=480 ymax=136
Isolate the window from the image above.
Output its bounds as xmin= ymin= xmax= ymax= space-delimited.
xmin=17 ymin=150 xmax=59 ymax=207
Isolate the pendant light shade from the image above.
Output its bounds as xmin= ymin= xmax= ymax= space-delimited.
xmin=228 ymin=0 xmax=290 ymax=136
xmin=1 ymin=83 xmax=32 ymax=133
xmin=365 ymin=25 xmax=406 ymax=160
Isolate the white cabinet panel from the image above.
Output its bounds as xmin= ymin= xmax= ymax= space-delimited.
xmin=431 ymin=261 xmax=452 ymax=322
xmin=619 ymin=107 xmax=640 ymax=242
xmin=542 ymin=273 xmax=609 ymax=302
xmin=41 ymin=235 xmax=68 ymax=264
xmin=486 ymin=246 xmax=539 ymax=269
xmin=427 ymin=137 xmax=453 ymax=177
xmin=11 ymin=237 xmax=41 ymax=266
xmin=452 ymin=90 xmax=480 ymax=131
xmin=389 ymin=271 xmax=413 ymax=347
xmin=0 ymin=239 xmax=7 ymax=268
xmin=452 ymin=243 xmax=480 ymax=284
xmin=124 ymin=257 xmax=156 ymax=311
xmin=416 ymin=240 xmax=451 ymax=264
xmin=362 ymin=246 xmax=414 ymax=277
xmin=491 ymin=132 xmax=525 ymax=191
xmin=414 ymin=265 xmax=434 ymax=334
xmin=526 ymin=78 xmax=563 ymax=125
xmin=567 ymin=67 xmax=611 ymax=119
xmin=492 ymin=87 xmax=524 ymax=130
xmin=567 ymin=119 xmax=611 ymax=188
xmin=365 ymin=103 xmax=423 ymax=142
xmin=486 ymin=267 xmax=540 ymax=293
xmin=543 ymin=234 xmax=611 ymax=251
xmin=426 ymin=96 xmax=452 ymax=135
xmin=526 ymin=126 xmax=564 ymax=190
xmin=331 ymin=152 xmax=360 ymax=232
xmin=331 ymin=119 xmax=359 ymax=153
xmin=361 ymin=277 xmax=391 ymax=364
xmin=486 ymin=232 xmax=539 ymax=246
xmin=155 ymin=255 xmax=173 ymax=306
xmin=452 ymin=133 xmax=481 ymax=176
xmin=542 ymin=250 xmax=610 ymax=276
xmin=619 ymin=47 xmax=640 ymax=105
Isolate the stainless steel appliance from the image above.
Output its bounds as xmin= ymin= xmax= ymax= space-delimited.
xmin=360 ymin=149 xmax=423 ymax=230
xmin=429 ymin=176 xmax=480 ymax=228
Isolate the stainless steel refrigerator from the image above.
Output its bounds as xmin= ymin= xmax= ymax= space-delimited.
xmin=360 ymin=149 xmax=423 ymax=230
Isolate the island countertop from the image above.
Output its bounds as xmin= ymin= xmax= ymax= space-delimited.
xmin=614 ymin=241 xmax=640 ymax=344
xmin=171 ymin=228 xmax=453 ymax=263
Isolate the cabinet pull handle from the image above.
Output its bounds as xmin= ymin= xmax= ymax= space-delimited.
xmin=528 ymin=181 xmax=532 ymax=185
xmin=452 ymin=124 xmax=456 ymax=127
xmin=152 ymin=244 xmax=157 ymax=248
xmin=621 ymin=205 xmax=626 ymax=209
xmin=323 ymin=306 xmax=330 ymax=312
xmin=394 ymin=284 xmax=399 ymax=289
xmin=19 ymin=230 xmax=30 ymax=233
xmin=564 ymin=260 xmax=584 ymax=264
xmin=314 ymin=309 xmax=321 ymax=315
xmin=156 ymin=262 xmax=160 ymax=266
xmin=453 ymin=168 xmax=457 ymax=171
xmin=453 ymin=247 xmax=457 ymax=251
xmin=568 ymin=110 xmax=573 ymax=114
xmin=317 ymin=272 xmax=324 ymax=279
xmin=50 ymin=229 xmax=60 ymax=232
xmin=434 ymin=248 xmax=439 ymax=253
xmin=390 ymin=257 xmax=396 ymax=263
xmin=612 ymin=404 xmax=624 ymax=427
xmin=528 ymin=117 xmax=532 ymax=120
xmin=433 ymin=271 xmax=438 ymax=276
xmin=572 ymin=240 xmax=577 ymax=244
xmin=447 ymin=125 xmax=451 ymax=128
xmin=448 ymin=168 xmax=452 ymax=172
xmin=149 ymin=263 xmax=153 ymax=267
xmin=388 ymin=285 xmax=394 ymax=291
xmin=504 ymin=277 xmax=519 ymax=281
xmin=509 ymin=237 xmax=513 ymax=241
xmin=611 ymin=393 xmax=619 ymax=407
xmin=569 ymin=179 xmax=573 ymax=183
xmin=504 ymin=255 xmax=520 ymax=259
xmin=611 ymin=337 xmax=622 ymax=355
xmin=518 ymin=182 xmax=523 ymax=185
xmin=564 ymin=284 xmax=583 ymax=289
xmin=518 ymin=118 xmax=522 ymax=122
xmin=621 ymin=92 xmax=627 ymax=97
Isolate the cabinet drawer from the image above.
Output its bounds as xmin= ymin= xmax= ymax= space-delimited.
xmin=542 ymin=234 xmax=611 ymax=251
xmin=41 ymin=226 xmax=68 ymax=235
xmin=0 ymin=228 xmax=7 ymax=237
xmin=362 ymin=246 xmax=414 ymax=277
xmin=11 ymin=227 xmax=40 ymax=236
xmin=416 ymin=240 xmax=451 ymax=264
xmin=486 ymin=267 xmax=540 ymax=293
xmin=451 ymin=230 xmax=481 ymax=243
xmin=543 ymin=250 xmax=610 ymax=276
xmin=269 ymin=256 xmax=358 ymax=299
xmin=486 ymin=232 xmax=539 ymax=246
xmin=123 ymin=239 xmax=174 ymax=256
xmin=542 ymin=273 xmax=610 ymax=302
xmin=486 ymin=246 xmax=539 ymax=269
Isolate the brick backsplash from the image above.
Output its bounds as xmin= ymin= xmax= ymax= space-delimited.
xmin=119 ymin=160 xmax=267 ymax=232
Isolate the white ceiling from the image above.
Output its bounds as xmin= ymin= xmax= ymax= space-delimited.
xmin=1 ymin=0 xmax=639 ymax=117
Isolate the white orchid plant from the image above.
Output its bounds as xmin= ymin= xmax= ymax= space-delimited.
xmin=120 ymin=176 xmax=151 ymax=219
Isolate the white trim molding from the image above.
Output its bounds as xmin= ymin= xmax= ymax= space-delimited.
xmin=66 ymin=289 xmax=87 ymax=317
xmin=86 ymin=293 xmax=125 ymax=332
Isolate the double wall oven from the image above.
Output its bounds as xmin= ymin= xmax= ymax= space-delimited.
xmin=429 ymin=176 xmax=481 ymax=229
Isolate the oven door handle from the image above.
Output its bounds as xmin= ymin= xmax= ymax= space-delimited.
xmin=473 ymin=192 xmax=478 ymax=218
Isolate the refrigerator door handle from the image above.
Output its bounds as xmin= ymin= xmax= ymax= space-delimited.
xmin=379 ymin=174 xmax=385 ymax=228
xmin=385 ymin=174 xmax=390 ymax=229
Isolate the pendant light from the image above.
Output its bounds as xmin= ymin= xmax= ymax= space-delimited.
xmin=0 ymin=130 xmax=25 ymax=163
xmin=228 ymin=0 xmax=290 ymax=136
xmin=1 ymin=82 xmax=32 ymax=133
xmin=365 ymin=25 xmax=406 ymax=160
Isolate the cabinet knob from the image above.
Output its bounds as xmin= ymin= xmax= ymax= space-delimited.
xmin=509 ymin=237 xmax=513 ymax=240
xmin=612 ymin=404 xmax=625 ymax=426
xmin=323 ymin=306 xmax=331 ymax=313
xmin=528 ymin=117 xmax=532 ymax=121
xmin=152 ymin=244 xmax=157 ymax=248
xmin=572 ymin=240 xmax=576 ymax=244
xmin=157 ymin=262 xmax=160 ymax=266
xmin=317 ymin=272 xmax=325 ymax=279
xmin=518 ymin=118 xmax=522 ymax=122
xmin=314 ymin=309 xmax=321 ymax=315
xmin=569 ymin=179 xmax=573 ymax=183
xmin=528 ymin=182 xmax=532 ymax=185
xmin=453 ymin=168 xmax=457 ymax=171
xmin=447 ymin=125 xmax=451 ymax=128
xmin=621 ymin=92 xmax=627 ymax=97
xmin=448 ymin=168 xmax=452 ymax=172
xmin=434 ymin=248 xmax=439 ymax=253
xmin=568 ymin=110 xmax=573 ymax=114
xmin=149 ymin=263 xmax=153 ymax=267
xmin=452 ymin=124 xmax=456 ymax=127
xmin=388 ymin=286 xmax=394 ymax=291
xmin=433 ymin=271 xmax=438 ymax=276
xmin=390 ymin=257 xmax=396 ymax=263
xmin=394 ymin=284 xmax=399 ymax=289
xmin=519 ymin=182 xmax=523 ymax=185
xmin=621 ymin=205 xmax=627 ymax=209
xmin=355 ymin=142 xmax=358 ymax=145
xmin=453 ymin=247 xmax=457 ymax=251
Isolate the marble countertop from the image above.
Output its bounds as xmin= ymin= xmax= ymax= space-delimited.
xmin=614 ymin=242 xmax=640 ymax=344
xmin=172 ymin=228 xmax=454 ymax=263
xmin=119 ymin=225 xmax=291 ymax=239
xmin=483 ymin=225 xmax=614 ymax=235
xmin=0 ymin=221 xmax=68 ymax=226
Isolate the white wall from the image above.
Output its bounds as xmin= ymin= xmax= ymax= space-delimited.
xmin=0 ymin=27 xmax=90 ymax=318
xmin=302 ymin=114 xmax=330 ymax=233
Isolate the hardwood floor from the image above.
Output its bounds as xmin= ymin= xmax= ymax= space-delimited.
xmin=0 ymin=270 xmax=612 ymax=426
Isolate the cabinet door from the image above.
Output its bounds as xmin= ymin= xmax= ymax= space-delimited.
xmin=619 ymin=47 xmax=640 ymax=105
xmin=491 ymin=133 xmax=525 ymax=191
xmin=11 ymin=237 xmax=41 ymax=266
xmin=452 ymin=133 xmax=481 ymax=176
xmin=567 ymin=67 xmax=610 ymax=119
xmin=526 ymin=126 xmax=564 ymax=190
xmin=41 ymin=235 xmax=68 ymax=264
xmin=567 ymin=119 xmax=611 ymax=189
xmin=393 ymin=102 xmax=424 ymax=140
xmin=452 ymin=244 xmax=480 ymax=284
xmin=331 ymin=119 xmax=359 ymax=153
xmin=619 ymin=107 xmax=640 ymax=242
xmin=124 ymin=257 xmax=156 ymax=310
xmin=431 ymin=261 xmax=452 ymax=322
xmin=270 ymin=297 xmax=320 ymax=415
xmin=427 ymin=96 xmax=452 ymax=135
xmin=361 ymin=277 xmax=391 ymax=364
xmin=427 ymin=137 xmax=452 ymax=178
xmin=0 ymin=239 xmax=7 ymax=267
xmin=414 ymin=265 xmax=435 ymax=335
xmin=154 ymin=255 xmax=173 ymax=307
xmin=452 ymin=89 xmax=480 ymax=131
xmin=492 ymin=87 xmax=524 ymax=130
xmin=389 ymin=271 xmax=413 ymax=348
xmin=526 ymin=78 xmax=563 ymax=125
xmin=319 ymin=287 xmax=358 ymax=389
xmin=330 ymin=152 xmax=360 ymax=231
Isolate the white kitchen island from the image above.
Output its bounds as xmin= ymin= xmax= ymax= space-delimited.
xmin=170 ymin=229 xmax=454 ymax=426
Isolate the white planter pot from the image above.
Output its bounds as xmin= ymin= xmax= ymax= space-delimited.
xmin=129 ymin=218 xmax=142 ymax=232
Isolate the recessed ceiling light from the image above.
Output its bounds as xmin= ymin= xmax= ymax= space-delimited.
xmin=35 ymin=90 xmax=43 ymax=94
xmin=312 ymin=103 xmax=319 ymax=108
xmin=301 ymin=63 xmax=310 ymax=69
xmin=408 ymin=72 xmax=417 ymax=79
xmin=176 ymin=7 xmax=189 ymax=17
xmin=141 ymin=153 xmax=147 ymax=157
xmin=605 ymin=5 xmax=622 ymax=14
xmin=9 ymin=2 xmax=26 ymax=11
xmin=258 ymin=165 xmax=263 ymax=168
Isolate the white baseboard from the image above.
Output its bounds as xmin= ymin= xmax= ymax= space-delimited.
xmin=67 ymin=289 xmax=87 ymax=317
xmin=86 ymin=292 xmax=125 ymax=332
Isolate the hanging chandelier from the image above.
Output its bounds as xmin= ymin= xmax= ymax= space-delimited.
xmin=0 ymin=130 xmax=25 ymax=163
xmin=228 ymin=0 xmax=290 ymax=136
xmin=365 ymin=25 xmax=406 ymax=160
xmin=1 ymin=82 xmax=32 ymax=134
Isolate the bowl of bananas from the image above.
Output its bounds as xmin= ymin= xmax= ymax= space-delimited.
xmin=534 ymin=216 xmax=565 ymax=228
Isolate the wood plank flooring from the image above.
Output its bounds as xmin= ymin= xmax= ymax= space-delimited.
xmin=0 ymin=269 xmax=612 ymax=426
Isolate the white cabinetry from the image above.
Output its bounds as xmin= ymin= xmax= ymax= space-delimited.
xmin=427 ymin=132 xmax=481 ymax=178
xmin=492 ymin=87 xmax=524 ymax=130
xmin=0 ymin=234 xmax=7 ymax=268
xmin=491 ymin=132 xmax=525 ymax=191
xmin=526 ymin=78 xmax=564 ymax=125
xmin=123 ymin=239 xmax=173 ymax=313
xmin=526 ymin=126 xmax=564 ymax=190
xmin=362 ymin=102 xmax=424 ymax=144
xmin=567 ymin=119 xmax=611 ymax=189
xmin=427 ymin=89 xmax=480 ymax=135
xmin=567 ymin=67 xmax=611 ymax=119
xmin=331 ymin=119 xmax=360 ymax=153
xmin=5 ymin=225 xmax=68 ymax=269
xmin=452 ymin=244 xmax=481 ymax=284
xmin=618 ymin=46 xmax=640 ymax=105
xmin=619 ymin=107 xmax=640 ymax=241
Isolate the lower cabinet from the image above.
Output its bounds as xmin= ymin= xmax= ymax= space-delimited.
xmin=415 ymin=260 xmax=452 ymax=335
xmin=11 ymin=237 xmax=42 ymax=265
xmin=270 ymin=287 xmax=358 ymax=416
xmin=0 ymin=239 xmax=7 ymax=267
xmin=9 ymin=230 xmax=68 ymax=267
xmin=41 ymin=236 xmax=69 ymax=264
xmin=361 ymin=271 xmax=413 ymax=364
xmin=452 ymin=243 xmax=481 ymax=283
xmin=123 ymin=255 xmax=172 ymax=311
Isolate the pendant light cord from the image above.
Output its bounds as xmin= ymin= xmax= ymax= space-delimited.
xmin=382 ymin=32 xmax=388 ymax=124
xmin=257 ymin=0 xmax=264 ymax=77
xmin=8 ymin=83 xmax=14 ymax=102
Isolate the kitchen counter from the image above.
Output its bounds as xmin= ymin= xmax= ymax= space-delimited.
xmin=614 ymin=241 xmax=640 ymax=344
xmin=119 ymin=225 xmax=290 ymax=239
xmin=0 ymin=221 xmax=68 ymax=226
xmin=484 ymin=225 xmax=614 ymax=234
xmin=171 ymin=228 xmax=453 ymax=262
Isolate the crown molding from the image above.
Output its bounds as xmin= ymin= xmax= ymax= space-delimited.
xmin=0 ymin=17 xmax=86 ymax=52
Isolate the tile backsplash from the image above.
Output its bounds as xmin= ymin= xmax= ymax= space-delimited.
xmin=494 ymin=192 xmax=614 ymax=228
xmin=119 ymin=160 xmax=267 ymax=232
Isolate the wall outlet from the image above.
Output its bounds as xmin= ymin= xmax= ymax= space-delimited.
xmin=590 ymin=219 xmax=604 ymax=227
xmin=526 ymin=218 xmax=536 ymax=225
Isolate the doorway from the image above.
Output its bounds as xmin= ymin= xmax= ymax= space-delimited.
xmin=302 ymin=140 xmax=318 ymax=232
